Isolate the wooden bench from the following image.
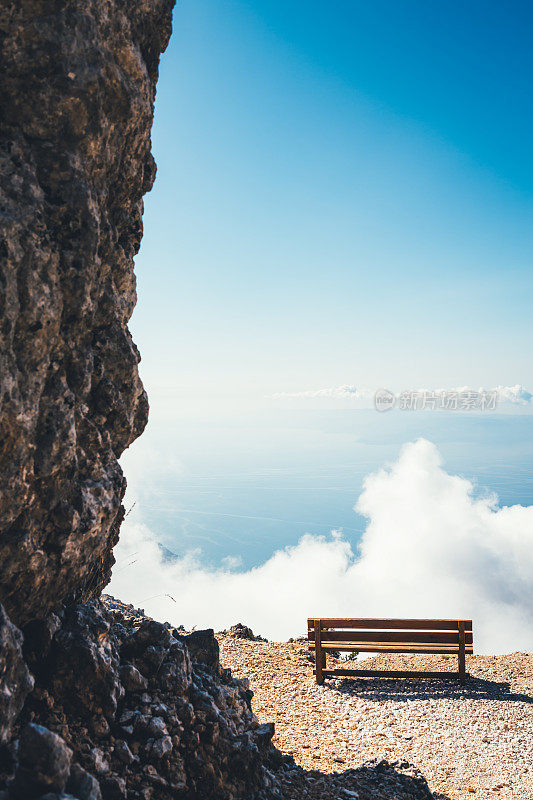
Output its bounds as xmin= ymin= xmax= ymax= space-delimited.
xmin=308 ymin=618 xmax=473 ymax=685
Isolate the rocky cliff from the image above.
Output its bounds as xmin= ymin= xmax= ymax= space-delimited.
xmin=0 ymin=0 xmax=171 ymax=626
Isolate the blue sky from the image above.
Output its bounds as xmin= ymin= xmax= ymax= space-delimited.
xmin=116 ymin=4 xmax=533 ymax=641
xmin=132 ymin=0 xmax=533 ymax=409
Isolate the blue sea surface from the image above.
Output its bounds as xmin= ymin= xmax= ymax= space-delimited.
xmin=121 ymin=409 xmax=533 ymax=569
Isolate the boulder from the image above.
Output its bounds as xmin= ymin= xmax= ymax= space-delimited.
xmin=11 ymin=724 xmax=72 ymax=798
xmin=180 ymin=629 xmax=220 ymax=670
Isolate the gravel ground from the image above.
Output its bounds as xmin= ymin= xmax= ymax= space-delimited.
xmin=218 ymin=637 xmax=533 ymax=800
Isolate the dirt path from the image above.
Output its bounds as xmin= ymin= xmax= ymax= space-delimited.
xmin=219 ymin=637 xmax=533 ymax=800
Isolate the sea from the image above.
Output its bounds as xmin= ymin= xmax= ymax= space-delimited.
xmin=120 ymin=406 xmax=533 ymax=569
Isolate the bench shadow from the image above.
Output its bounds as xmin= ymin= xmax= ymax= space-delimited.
xmin=277 ymin=758 xmax=439 ymax=799
xmin=329 ymin=674 xmax=533 ymax=703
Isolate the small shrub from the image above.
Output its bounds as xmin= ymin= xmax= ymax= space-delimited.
xmin=340 ymin=651 xmax=359 ymax=661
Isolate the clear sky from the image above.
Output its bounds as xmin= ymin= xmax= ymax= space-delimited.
xmin=131 ymin=0 xmax=533 ymax=410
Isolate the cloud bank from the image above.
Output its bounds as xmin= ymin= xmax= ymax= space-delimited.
xmin=272 ymin=384 xmax=533 ymax=406
xmin=493 ymin=384 xmax=533 ymax=405
xmin=272 ymin=384 xmax=368 ymax=400
xmin=109 ymin=439 xmax=533 ymax=653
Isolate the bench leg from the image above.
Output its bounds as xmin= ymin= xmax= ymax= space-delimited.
xmin=458 ymin=621 xmax=466 ymax=684
xmin=458 ymin=653 xmax=466 ymax=684
xmin=314 ymin=621 xmax=324 ymax=685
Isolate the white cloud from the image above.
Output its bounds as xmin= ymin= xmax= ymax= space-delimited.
xmin=109 ymin=439 xmax=533 ymax=653
xmin=492 ymin=384 xmax=533 ymax=405
xmin=272 ymin=384 xmax=533 ymax=407
xmin=271 ymin=384 xmax=369 ymax=400
xmin=221 ymin=554 xmax=244 ymax=570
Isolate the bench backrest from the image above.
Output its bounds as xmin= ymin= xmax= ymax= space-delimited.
xmin=307 ymin=618 xmax=473 ymax=647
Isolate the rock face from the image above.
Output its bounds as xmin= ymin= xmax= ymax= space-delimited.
xmin=0 ymin=599 xmax=279 ymax=800
xmin=0 ymin=0 xmax=174 ymax=626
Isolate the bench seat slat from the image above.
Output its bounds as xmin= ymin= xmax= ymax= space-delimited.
xmin=309 ymin=642 xmax=473 ymax=654
xmin=308 ymin=630 xmax=472 ymax=645
xmin=307 ymin=618 xmax=472 ymax=631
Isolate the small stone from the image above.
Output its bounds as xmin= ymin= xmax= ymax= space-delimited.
xmin=119 ymin=664 xmax=147 ymax=692
xmin=146 ymin=717 xmax=168 ymax=738
xmin=149 ymin=735 xmax=173 ymax=759
xmin=67 ymin=763 xmax=102 ymax=800
xmin=100 ymin=775 xmax=126 ymax=800
xmin=114 ymin=740 xmax=135 ymax=765
xmin=92 ymin=716 xmax=110 ymax=738
xmin=89 ymin=747 xmax=109 ymax=775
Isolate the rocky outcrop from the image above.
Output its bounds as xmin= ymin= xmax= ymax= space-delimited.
xmin=0 ymin=0 xmax=174 ymax=626
xmin=225 ymin=623 xmax=267 ymax=642
xmin=0 ymin=598 xmax=280 ymax=800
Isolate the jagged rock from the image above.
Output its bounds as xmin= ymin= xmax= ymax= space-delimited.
xmin=0 ymin=604 xmax=34 ymax=744
xmin=179 ymin=628 xmax=220 ymax=670
xmin=66 ymin=764 xmax=102 ymax=800
xmin=118 ymin=664 xmax=147 ymax=693
xmin=11 ymin=723 xmax=72 ymax=798
xmin=3 ymin=599 xmax=279 ymax=799
xmin=146 ymin=735 xmax=173 ymax=760
xmin=88 ymin=750 xmax=109 ymax=776
xmin=0 ymin=0 xmax=174 ymax=628
xmin=122 ymin=619 xmax=174 ymax=652
xmin=255 ymin=723 xmax=276 ymax=751
xmin=47 ymin=603 xmax=123 ymax=722
xmin=227 ymin=623 xmax=266 ymax=642
xmin=112 ymin=741 xmax=134 ymax=766
xmin=99 ymin=775 xmax=126 ymax=800
xmin=22 ymin=614 xmax=62 ymax=676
